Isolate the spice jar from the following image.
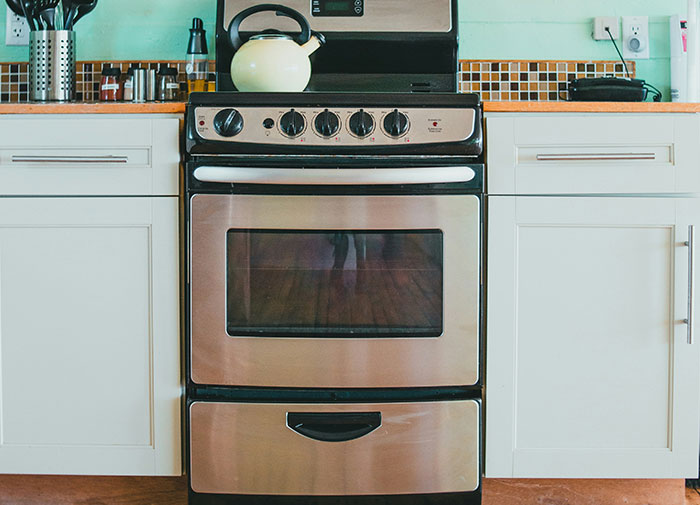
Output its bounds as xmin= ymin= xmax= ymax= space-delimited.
xmin=122 ymin=63 xmax=140 ymax=101
xmin=99 ymin=65 xmax=122 ymax=101
xmin=157 ymin=66 xmax=179 ymax=101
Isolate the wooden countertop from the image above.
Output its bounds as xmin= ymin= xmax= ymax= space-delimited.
xmin=483 ymin=101 xmax=700 ymax=113
xmin=0 ymin=102 xmax=187 ymax=114
xmin=3 ymin=100 xmax=699 ymax=115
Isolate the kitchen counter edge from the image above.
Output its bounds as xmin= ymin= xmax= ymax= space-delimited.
xmin=0 ymin=102 xmax=187 ymax=114
xmin=483 ymin=101 xmax=700 ymax=113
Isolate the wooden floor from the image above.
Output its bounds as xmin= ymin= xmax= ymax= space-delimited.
xmin=0 ymin=476 xmax=698 ymax=505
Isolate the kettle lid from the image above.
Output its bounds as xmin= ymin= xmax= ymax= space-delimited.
xmin=249 ymin=33 xmax=293 ymax=41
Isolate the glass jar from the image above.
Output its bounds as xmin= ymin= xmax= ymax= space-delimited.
xmin=99 ymin=65 xmax=122 ymax=101
xmin=122 ymin=63 xmax=140 ymax=101
xmin=158 ymin=66 xmax=180 ymax=101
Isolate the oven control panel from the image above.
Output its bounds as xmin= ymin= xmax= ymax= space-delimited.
xmin=194 ymin=106 xmax=476 ymax=146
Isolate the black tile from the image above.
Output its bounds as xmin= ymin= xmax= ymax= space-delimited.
xmin=520 ymin=92 xmax=528 ymax=100
xmin=586 ymin=64 xmax=595 ymax=72
xmin=492 ymin=82 xmax=500 ymax=91
xmin=471 ymin=73 xmax=480 ymax=81
xmin=529 ymin=62 xmax=537 ymax=71
xmin=19 ymin=93 xmax=28 ymax=102
xmin=84 ymin=63 xmax=92 ymax=71
xmin=500 ymin=72 xmax=509 ymax=81
xmin=577 ymin=63 xmax=585 ymax=72
xmin=1 ymin=93 xmax=9 ymax=102
xmin=10 ymin=74 xmax=18 ymax=83
xmin=549 ymin=92 xmax=559 ymax=100
xmin=530 ymin=92 xmax=538 ymax=100
xmin=491 ymin=62 xmax=499 ymax=71
xmin=93 ymin=82 xmax=99 ymax=91
xmin=510 ymin=82 xmax=519 ymax=91
xmin=615 ymin=63 xmax=624 ymax=72
xmin=481 ymin=82 xmax=490 ymax=91
xmin=558 ymin=82 xmax=568 ymax=90
xmin=520 ymin=72 xmax=528 ymax=81
xmin=548 ymin=73 xmax=556 ymax=80
xmin=19 ymin=83 xmax=27 ymax=92
xmin=10 ymin=64 xmax=18 ymax=73
xmin=539 ymin=73 xmax=547 ymax=81
xmin=76 ymin=92 xmax=83 ymax=101
xmin=567 ymin=73 xmax=575 ymax=81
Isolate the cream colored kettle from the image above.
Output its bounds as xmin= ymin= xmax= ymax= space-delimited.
xmin=227 ymin=4 xmax=325 ymax=92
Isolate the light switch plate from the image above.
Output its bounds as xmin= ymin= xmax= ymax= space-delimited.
xmin=5 ymin=7 xmax=29 ymax=46
xmin=622 ymin=16 xmax=650 ymax=59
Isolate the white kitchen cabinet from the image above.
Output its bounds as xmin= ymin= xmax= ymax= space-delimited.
xmin=486 ymin=196 xmax=700 ymax=478
xmin=485 ymin=113 xmax=700 ymax=479
xmin=0 ymin=115 xmax=181 ymax=476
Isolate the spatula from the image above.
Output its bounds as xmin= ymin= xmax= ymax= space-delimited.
xmin=65 ymin=0 xmax=96 ymax=29
xmin=35 ymin=0 xmax=59 ymax=30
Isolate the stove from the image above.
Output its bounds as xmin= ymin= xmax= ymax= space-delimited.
xmin=185 ymin=91 xmax=484 ymax=505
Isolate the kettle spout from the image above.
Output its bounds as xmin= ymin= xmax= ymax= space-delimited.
xmin=301 ymin=31 xmax=325 ymax=56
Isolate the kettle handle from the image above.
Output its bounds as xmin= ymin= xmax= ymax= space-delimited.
xmin=228 ymin=4 xmax=312 ymax=51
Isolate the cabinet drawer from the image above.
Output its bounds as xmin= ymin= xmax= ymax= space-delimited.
xmin=0 ymin=115 xmax=180 ymax=196
xmin=486 ymin=114 xmax=700 ymax=195
xmin=189 ymin=400 xmax=480 ymax=496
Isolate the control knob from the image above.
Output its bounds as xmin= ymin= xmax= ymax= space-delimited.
xmin=279 ymin=109 xmax=306 ymax=137
xmin=314 ymin=109 xmax=340 ymax=137
xmin=348 ymin=109 xmax=374 ymax=138
xmin=213 ymin=108 xmax=244 ymax=137
xmin=383 ymin=109 xmax=409 ymax=137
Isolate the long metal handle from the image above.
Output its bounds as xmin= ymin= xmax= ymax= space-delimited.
xmin=11 ymin=155 xmax=129 ymax=164
xmin=685 ymin=225 xmax=696 ymax=344
xmin=193 ymin=166 xmax=477 ymax=185
xmin=536 ymin=153 xmax=656 ymax=162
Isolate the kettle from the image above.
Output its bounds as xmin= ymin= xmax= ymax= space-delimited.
xmin=228 ymin=4 xmax=325 ymax=92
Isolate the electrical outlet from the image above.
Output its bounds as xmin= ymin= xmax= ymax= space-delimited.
xmin=5 ymin=7 xmax=29 ymax=46
xmin=593 ymin=17 xmax=620 ymax=40
xmin=622 ymin=16 xmax=650 ymax=59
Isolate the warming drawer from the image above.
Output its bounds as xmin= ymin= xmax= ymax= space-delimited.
xmin=189 ymin=399 xmax=480 ymax=496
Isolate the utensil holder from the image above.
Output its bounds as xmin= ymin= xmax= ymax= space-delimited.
xmin=29 ymin=30 xmax=76 ymax=102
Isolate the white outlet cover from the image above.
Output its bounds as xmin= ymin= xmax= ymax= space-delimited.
xmin=622 ymin=15 xmax=650 ymax=59
xmin=5 ymin=7 xmax=29 ymax=46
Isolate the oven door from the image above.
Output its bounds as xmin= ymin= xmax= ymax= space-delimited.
xmin=189 ymin=193 xmax=480 ymax=388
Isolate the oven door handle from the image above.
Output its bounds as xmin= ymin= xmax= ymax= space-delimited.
xmin=286 ymin=412 xmax=382 ymax=442
xmin=193 ymin=166 xmax=477 ymax=185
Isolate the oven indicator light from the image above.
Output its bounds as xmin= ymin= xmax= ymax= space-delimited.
xmin=199 ymin=120 xmax=205 ymax=126
xmin=433 ymin=122 xmax=439 ymax=127
xmin=406 ymin=139 xmax=411 ymax=143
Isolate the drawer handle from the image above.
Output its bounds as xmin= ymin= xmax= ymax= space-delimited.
xmin=287 ymin=412 xmax=381 ymax=442
xmin=685 ymin=225 xmax=696 ymax=345
xmin=535 ymin=153 xmax=656 ymax=162
xmin=11 ymin=155 xmax=129 ymax=164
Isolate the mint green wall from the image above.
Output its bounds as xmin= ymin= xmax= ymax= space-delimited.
xmin=0 ymin=0 xmax=690 ymax=100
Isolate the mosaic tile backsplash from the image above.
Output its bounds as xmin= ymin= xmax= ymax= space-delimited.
xmin=458 ymin=60 xmax=636 ymax=101
xmin=0 ymin=59 xmax=635 ymax=103
xmin=0 ymin=60 xmax=216 ymax=103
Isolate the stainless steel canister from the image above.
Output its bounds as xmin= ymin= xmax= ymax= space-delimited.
xmin=146 ymin=69 xmax=157 ymax=101
xmin=132 ymin=68 xmax=147 ymax=103
xmin=29 ymin=30 xmax=76 ymax=102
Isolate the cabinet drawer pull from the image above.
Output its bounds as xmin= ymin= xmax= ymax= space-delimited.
xmin=11 ymin=155 xmax=129 ymax=164
xmin=535 ymin=153 xmax=657 ymax=162
xmin=685 ymin=225 xmax=696 ymax=345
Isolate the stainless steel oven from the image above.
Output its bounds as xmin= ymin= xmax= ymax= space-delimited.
xmin=190 ymin=191 xmax=480 ymax=388
xmin=185 ymin=91 xmax=483 ymax=505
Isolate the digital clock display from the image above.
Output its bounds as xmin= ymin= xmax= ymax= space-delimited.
xmin=324 ymin=1 xmax=351 ymax=11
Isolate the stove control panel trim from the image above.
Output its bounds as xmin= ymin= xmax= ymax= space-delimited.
xmin=194 ymin=106 xmax=476 ymax=147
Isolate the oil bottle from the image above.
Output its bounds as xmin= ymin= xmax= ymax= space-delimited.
xmin=186 ymin=18 xmax=209 ymax=94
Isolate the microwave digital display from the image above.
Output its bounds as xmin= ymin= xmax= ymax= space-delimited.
xmin=312 ymin=0 xmax=363 ymax=17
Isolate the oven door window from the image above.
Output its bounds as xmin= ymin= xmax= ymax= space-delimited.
xmin=226 ymin=230 xmax=443 ymax=338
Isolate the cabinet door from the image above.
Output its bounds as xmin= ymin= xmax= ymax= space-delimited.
xmin=486 ymin=196 xmax=700 ymax=478
xmin=0 ymin=197 xmax=180 ymax=475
